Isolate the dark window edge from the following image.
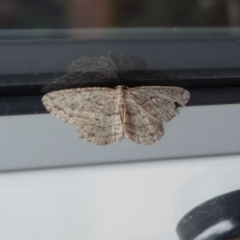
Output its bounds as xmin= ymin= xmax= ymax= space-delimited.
xmin=0 ymin=87 xmax=240 ymax=116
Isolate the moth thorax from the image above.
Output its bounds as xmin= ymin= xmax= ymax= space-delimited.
xmin=115 ymin=85 xmax=124 ymax=100
xmin=115 ymin=86 xmax=125 ymax=113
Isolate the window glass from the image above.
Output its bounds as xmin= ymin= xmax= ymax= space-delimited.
xmin=0 ymin=0 xmax=240 ymax=115
xmin=0 ymin=0 xmax=239 ymax=29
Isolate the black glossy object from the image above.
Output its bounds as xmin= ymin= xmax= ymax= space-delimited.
xmin=177 ymin=190 xmax=240 ymax=240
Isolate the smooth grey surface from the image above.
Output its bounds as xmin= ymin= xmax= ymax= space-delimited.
xmin=0 ymin=104 xmax=239 ymax=171
xmin=2 ymin=28 xmax=240 ymax=40
xmin=0 ymin=37 xmax=240 ymax=75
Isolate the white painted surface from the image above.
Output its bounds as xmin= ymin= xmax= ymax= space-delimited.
xmin=0 ymin=104 xmax=239 ymax=171
xmin=0 ymin=104 xmax=240 ymax=239
xmin=0 ymin=155 xmax=240 ymax=240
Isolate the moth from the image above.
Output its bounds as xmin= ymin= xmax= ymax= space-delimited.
xmin=42 ymin=85 xmax=190 ymax=145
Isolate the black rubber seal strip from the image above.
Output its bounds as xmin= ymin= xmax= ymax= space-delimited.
xmin=0 ymin=69 xmax=240 ymax=116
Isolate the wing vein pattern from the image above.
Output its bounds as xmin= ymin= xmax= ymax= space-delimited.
xmin=42 ymin=86 xmax=190 ymax=145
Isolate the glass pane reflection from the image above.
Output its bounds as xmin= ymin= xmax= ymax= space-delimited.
xmin=0 ymin=0 xmax=239 ymax=29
